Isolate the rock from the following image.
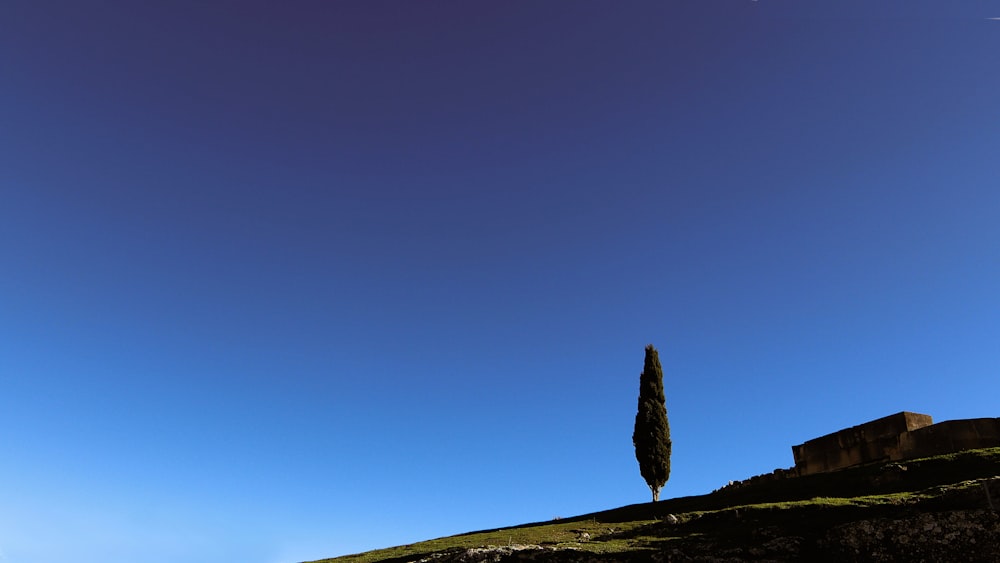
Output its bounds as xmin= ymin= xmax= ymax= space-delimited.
xmin=820 ymin=509 xmax=1000 ymax=562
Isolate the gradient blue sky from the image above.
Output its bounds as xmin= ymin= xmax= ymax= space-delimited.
xmin=2 ymin=2 xmax=999 ymax=563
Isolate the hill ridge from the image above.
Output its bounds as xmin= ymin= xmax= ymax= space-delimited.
xmin=310 ymin=448 xmax=1000 ymax=563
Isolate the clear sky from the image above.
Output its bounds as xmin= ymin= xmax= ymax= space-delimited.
xmin=2 ymin=2 xmax=998 ymax=563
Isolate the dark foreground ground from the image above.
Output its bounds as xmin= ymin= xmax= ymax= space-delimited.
xmin=311 ymin=448 xmax=1000 ymax=563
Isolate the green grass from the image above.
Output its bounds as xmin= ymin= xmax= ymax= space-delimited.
xmin=308 ymin=448 xmax=1000 ymax=563
xmin=320 ymin=519 xmax=662 ymax=563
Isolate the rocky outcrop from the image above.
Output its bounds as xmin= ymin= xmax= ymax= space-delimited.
xmin=410 ymin=509 xmax=1000 ymax=562
xmin=820 ymin=509 xmax=1000 ymax=562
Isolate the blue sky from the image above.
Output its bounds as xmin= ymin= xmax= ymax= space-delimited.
xmin=2 ymin=2 xmax=999 ymax=562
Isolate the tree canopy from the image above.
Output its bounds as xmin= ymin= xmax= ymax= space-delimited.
xmin=632 ymin=344 xmax=671 ymax=501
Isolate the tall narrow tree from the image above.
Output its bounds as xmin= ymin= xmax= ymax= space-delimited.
xmin=632 ymin=344 xmax=671 ymax=502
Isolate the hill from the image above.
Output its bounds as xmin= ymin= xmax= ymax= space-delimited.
xmin=309 ymin=448 xmax=1000 ymax=562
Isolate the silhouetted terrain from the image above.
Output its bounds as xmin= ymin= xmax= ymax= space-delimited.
xmin=311 ymin=448 xmax=1000 ymax=563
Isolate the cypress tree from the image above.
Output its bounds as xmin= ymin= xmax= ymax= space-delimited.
xmin=632 ymin=344 xmax=671 ymax=502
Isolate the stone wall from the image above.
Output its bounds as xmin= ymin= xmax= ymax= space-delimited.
xmin=792 ymin=412 xmax=933 ymax=476
xmin=792 ymin=412 xmax=1000 ymax=476
xmin=900 ymin=418 xmax=1000 ymax=460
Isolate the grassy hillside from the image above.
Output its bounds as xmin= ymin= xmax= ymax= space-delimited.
xmin=310 ymin=448 xmax=1000 ymax=563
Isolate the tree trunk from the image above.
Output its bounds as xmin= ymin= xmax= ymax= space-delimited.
xmin=652 ymin=488 xmax=660 ymax=502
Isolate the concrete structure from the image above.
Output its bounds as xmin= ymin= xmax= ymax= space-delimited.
xmin=792 ymin=412 xmax=1000 ymax=476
